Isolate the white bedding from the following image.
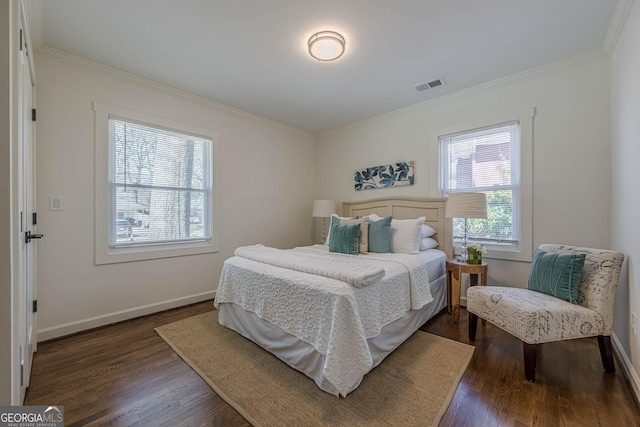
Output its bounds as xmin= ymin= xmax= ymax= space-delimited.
xmin=234 ymin=244 xmax=385 ymax=287
xmin=214 ymin=244 xmax=444 ymax=396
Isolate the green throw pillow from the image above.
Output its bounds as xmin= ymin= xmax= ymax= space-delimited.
xmin=326 ymin=215 xmax=358 ymax=246
xmin=527 ymin=249 xmax=586 ymax=304
xmin=368 ymin=216 xmax=392 ymax=253
xmin=329 ymin=223 xmax=361 ymax=255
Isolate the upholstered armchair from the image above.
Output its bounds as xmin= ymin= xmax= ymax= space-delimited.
xmin=467 ymin=244 xmax=624 ymax=382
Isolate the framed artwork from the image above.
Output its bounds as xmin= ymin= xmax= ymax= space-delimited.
xmin=354 ymin=161 xmax=415 ymax=191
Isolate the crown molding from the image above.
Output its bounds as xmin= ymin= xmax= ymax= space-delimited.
xmin=34 ymin=45 xmax=313 ymax=138
xmin=320 ymin=49 xmax=610 ymax=137
xmin=603 ymin=0 xmax=635 ymax=55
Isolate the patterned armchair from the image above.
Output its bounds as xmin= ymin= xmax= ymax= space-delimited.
xmin=467 ymin=244 xmax=624 ymax=382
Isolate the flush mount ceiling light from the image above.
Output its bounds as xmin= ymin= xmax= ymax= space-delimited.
xmin=308 ymin=31 xmax=345 ymax=61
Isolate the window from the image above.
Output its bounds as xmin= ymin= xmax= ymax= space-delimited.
xmin=434 ymin=109 xmax=533 ymax=261
xmin=108 ymin=117 xmax=211 ymax=248
xmin=94 ymin=103 xmax=220 ymax=264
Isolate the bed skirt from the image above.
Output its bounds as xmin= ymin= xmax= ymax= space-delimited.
xmin=216 ymin=273 xmax=447 ymax=396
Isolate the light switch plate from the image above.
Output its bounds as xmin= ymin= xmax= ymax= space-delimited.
xmin=49 ymin=195 xmax=63 ymax=211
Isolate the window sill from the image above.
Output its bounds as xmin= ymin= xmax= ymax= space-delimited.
xmin=95 ymin=239 xmax=219 ymax=265
xmin=453 ymin=244 xmax=532 ymax=263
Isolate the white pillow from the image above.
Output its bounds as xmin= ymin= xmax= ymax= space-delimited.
xmin=368 ymin=213 xmax=382 ymax=222
xmin=419 ymin=237 xmax=438 ymax=251
xmin=421 ymin=224 xmax=436 ymax=238
xmin=390 ymin=216 xmax=425 ymax=254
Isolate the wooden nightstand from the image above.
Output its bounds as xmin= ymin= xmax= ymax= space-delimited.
xmin=446 ymin=259 xmax=488 ymax=323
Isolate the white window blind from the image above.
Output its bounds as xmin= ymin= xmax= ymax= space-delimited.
xmin=108 ymin=117 xmax=212 ymax=248
xmin=440 ymin=121 xmax=521 ymax=250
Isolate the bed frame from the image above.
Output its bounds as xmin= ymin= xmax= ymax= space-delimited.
xmin=216 ymin=196 xmax=453 ymax=396
xmin=342 ymin=197 xmax=452 ymax=258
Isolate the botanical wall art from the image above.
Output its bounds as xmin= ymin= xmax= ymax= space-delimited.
xmin=354 ymin=161 xmax=415 ymax=191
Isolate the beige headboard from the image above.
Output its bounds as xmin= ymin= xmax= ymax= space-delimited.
xmin=342 ymin=197 xmax=452 ymax=259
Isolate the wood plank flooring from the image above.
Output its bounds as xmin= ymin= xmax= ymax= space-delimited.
xmin=25 ymin=301 xmax=640 ymax=426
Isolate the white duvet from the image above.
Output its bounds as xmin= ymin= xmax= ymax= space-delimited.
xmin=214 ymin=244 xmax=437 ymax=397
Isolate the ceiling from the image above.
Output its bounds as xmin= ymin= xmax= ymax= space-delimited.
xmin=32 ymin=0 xmax=620 ymax=134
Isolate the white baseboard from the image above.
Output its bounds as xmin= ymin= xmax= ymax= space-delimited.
xmin=611 ymin=333 xmax=640 ymax=405
xmin=37 ymin=291 xmax=215 ymax=342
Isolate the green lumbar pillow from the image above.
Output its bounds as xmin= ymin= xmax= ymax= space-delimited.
xmin=329 ymin=222 xmax=361 ymax=255
xmin=527 ymin=249 xmax=586 ymax=304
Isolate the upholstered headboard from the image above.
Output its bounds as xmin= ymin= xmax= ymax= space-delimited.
xmin=342 ymin=197 xmax=452 ymax=258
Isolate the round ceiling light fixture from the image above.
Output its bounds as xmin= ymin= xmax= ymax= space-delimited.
xmin=308 ymin=31 xmax=345 ymax=61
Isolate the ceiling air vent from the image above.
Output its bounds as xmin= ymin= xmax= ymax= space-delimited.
xmin=414 ymin=77 xmax=446 ymax=92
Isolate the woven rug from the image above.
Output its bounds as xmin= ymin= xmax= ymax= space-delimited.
xmin=156 ymin=311 xmax=474 ymax=427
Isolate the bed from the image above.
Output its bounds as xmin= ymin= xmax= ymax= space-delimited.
xmin=214 ymin=197 xmax=452 ymax=397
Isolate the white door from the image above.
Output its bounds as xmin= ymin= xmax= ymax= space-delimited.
xmin=18 ymin=11 xmax=37 ymax=401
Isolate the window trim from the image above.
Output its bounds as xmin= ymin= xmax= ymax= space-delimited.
xmin=94 ymin=102 xmax=220 ymax=264
xmin=430 ymin=108 xmax=534 ymax=262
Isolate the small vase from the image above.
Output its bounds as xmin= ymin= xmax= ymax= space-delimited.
xmin=467 ymin=248 xmax=482 ymax=265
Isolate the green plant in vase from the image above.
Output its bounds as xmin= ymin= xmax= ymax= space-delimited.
xmin=467 ymin=244 xmax=487 ymax=264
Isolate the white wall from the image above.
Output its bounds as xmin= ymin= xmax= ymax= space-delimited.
xmin=611 ymin=0 xmax=640 ymax=398
xmin=35 ymin=52 xmax=316 ymax=339
xmin=316 ymin=55 xmax=612 ymax=290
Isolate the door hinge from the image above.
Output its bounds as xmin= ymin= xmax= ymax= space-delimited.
xmin=32 ymin=108 xmax=36 ymax=122
xmin=32 ymin=300 xmax=38 ymax=313
xmin=32 ymin=212 xmax=37 ymax=225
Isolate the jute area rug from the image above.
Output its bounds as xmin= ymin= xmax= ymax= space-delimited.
xmin=156 ymin=311 xmax=474 ymax=427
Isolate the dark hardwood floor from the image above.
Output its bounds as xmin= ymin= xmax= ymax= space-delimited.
xmin=423 ymin=310 xmax=640 ymax=427
xmin=25 ymin=301 xmax=640 ymax=426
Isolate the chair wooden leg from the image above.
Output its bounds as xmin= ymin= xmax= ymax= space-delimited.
xmin=469 ymin=312 xmax=478 ymax=342
xmin=597 ymin=335 xmax=616 ymax=373
xmin=523 ymin=342 xmax=538 ymax=382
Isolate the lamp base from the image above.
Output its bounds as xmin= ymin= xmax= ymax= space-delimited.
xmin=320 ymin=217 xmax=327 ymax=244
xmin=460 ymin=218 xmax=469 ymax=262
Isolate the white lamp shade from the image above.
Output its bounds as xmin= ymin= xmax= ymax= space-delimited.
xmin=445 ymin=192 xmax=487 ymax=219
xmin=312 ymin=200 xmax=335 ymax=217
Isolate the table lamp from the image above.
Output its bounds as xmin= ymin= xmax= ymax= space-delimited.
xmin=312 ymin=200 xmax=335 ymax=243
xmin=445 ymin=192 xmax=487 ymax=262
